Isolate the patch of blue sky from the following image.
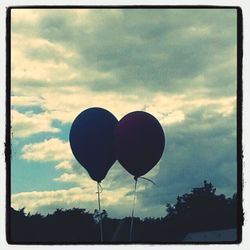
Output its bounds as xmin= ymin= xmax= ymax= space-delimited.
xmin=51 ymin=120 xmax=71 ymax=141
xmin=11 ymin=105 xmax=45 ymax=114
xmin=11 ymin=129 xmax=74 ymax=193
xmin=11 ymin=158 xmax=76 ymax=194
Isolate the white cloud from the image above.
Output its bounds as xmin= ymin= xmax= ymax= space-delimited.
xmin=12 ymin=9 xmax=42 ymax=24
xmin=11 ymin=167 xmax=165 ymax=217
xmin=12 ymin=54 xmax=77 ymax=84
xmin=11 ymin=183 xmax=133 ymax=216
xmin=11 ymin=187 xmax=95 ymax=213
xmin=11 ymin=109 xmax=60 ymax=138
xmin=11 ymin=32 xmax=115 ymax=85
xmin=11 ymin=86 xmax=236 ymax=139
xmin=159 ymin=110 xmax=185 ymax=125
xmin=11 ymin=95 xmax=44 ymax=107
xmin=40 ymin=87 xmax=144 ymax=123
xmin=21 ymin=138 xmax=72 ymax=162
xmin=145 ymin=93 xmax=235 ymax=126
xmin=11 ymin=32 xmax=77 ymax=83
xmin=53 ymin=173 xmax=90 ymax=186
xmin=55 ymin=160 xmax=72 ymax=170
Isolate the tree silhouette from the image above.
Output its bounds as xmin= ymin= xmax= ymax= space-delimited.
xmin=9 ymin=181 xmax=238 ymax=243
xmin=166 ymin=181 xmax=237 ymax=235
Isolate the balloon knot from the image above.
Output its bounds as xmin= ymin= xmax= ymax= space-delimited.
xmin=96 ymin=182 xmax=103 ymax=193
xmin=134 ymin=176 xmax=138 ymax=181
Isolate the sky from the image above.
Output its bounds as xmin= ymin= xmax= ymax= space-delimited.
xmin=10 ymin=8 xmax=237 ymax=218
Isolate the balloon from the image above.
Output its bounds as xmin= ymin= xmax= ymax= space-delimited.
xmin=69 ymin=107 xmax=118 ymax=182
xmin=114 ymin=111 xmax=165 ymax=178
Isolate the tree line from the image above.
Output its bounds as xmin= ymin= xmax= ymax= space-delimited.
xmin=9 ymin=181 xmax=238 ymax=243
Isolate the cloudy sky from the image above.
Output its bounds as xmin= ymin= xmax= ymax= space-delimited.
xmin=11 ymin=8 xmax=237 ymax=218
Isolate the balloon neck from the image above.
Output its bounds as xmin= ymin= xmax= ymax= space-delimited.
xmin=134 ymin=176 xmax=138 ymax=181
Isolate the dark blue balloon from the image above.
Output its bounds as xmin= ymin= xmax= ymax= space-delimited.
xmin=69 ymin=107 xmax=118 ymax=182
xmin=114 ymin=111 xmax=165 ymax=178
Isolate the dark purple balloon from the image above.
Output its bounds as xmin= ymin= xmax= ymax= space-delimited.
xmin=69 ymin=107 xmax=118 ymax=182
xmin=114 ymin=111 xmax=165 ymax=178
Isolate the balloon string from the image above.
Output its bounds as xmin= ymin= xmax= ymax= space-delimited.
xmin=139 ymin=176 xmax=156 ymax=185
xmin=97 ymin=182 xmax=103 ymax=242
xmin=98 ymin=182 xmax=103 ymax=193
xmin=129 ymin=177 xmax=138 ymax=242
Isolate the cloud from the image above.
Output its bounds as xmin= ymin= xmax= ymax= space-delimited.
xmin=11 ymin=183 xmax=134 ymax=217
xmin=12 ymin=166 xmax=162 ymax=217
xmin=11 ymin=95 xmax=44 ymax=107
xmin=53 ymin=172 xmax=91 ymax=187
xmin=11 ymin=9 xmax=237 ymax=96
xmin=138 ymin=107 xmax=237 ymax=208
xmin=10 ymin=9 xmax=238 ymax=218
xmin=11 ymin=110 xmax=60 ymax=138
xmin=11 ymin=33 xmax=78 ymax=83
xmin=11 ymin=9 xmax=42 ymax=25
xmin=59 ymin=9 xmax=235 ymax=96
xmin=11 ymin=187 xmax=95 ymax=214
xmin=10 ymin=9 xmax=237 ymax=139
xmin=11 ymin=85 xmax=235 ymax=138
xmin=55 ymin=160 xmax=72 ymax=170
xmin=145 ymin=94 xmax=235 ymax=125
xmin=21 ymin=138 xmax=72 ymax=161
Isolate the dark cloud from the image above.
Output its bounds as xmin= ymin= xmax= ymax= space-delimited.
xmin=18 ymin=8 xmax=237 ymax=96
xmin=138 ymin=107 xmax=237 ymax=208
